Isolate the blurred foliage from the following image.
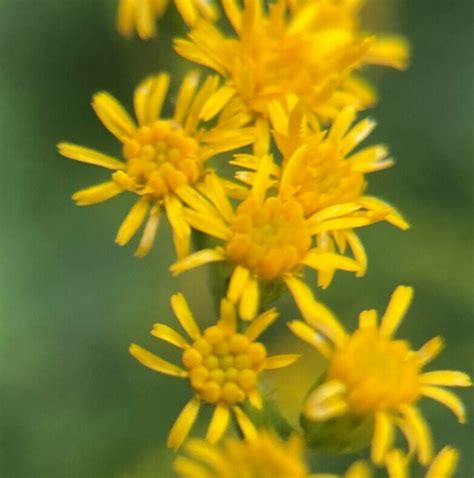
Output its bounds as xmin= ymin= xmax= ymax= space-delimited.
xmin=0 ymin=1 xmax=472 ymax=477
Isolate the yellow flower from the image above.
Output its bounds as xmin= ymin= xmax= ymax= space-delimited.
xmin=232 ymin=104 xmax=409 ymax=285
xmin=58 ymin=72 xmax=253 ymax=257
xmin=129 ymin=293 xmax=299 ymax=449
xmin=386 ymin=447 xmax=459 ymax=478
xmin=289 ymin=285 xmax=472 ymax=465
xmin=175 ymin=0 xmax=409 ymax=123
xmin=174 ymin=429 xmax=372 ymax=478
xmin=170 ymin=154 xmax=365 ymax=321
xmin=117 ymin=0 xmax=217 ymax=39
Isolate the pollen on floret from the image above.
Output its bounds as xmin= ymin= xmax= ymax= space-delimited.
xmin=182 ymin=323 xmax=267 ymax=406
xmin=118 ymin=120 xmax=202 ymax=198
xmin=226 ymin=197 xmax=312 ymax=280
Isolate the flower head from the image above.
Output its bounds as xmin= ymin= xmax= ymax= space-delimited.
xmin=175 ymin=0 xmax=409 ymax=123
xmin=117 ymin=0 xmax=217 ymax=39
xmin=232 ymin=104 xmax=409 ymax=284
xmin=58 ymin=72 xmax=253 ymax=257
xmin=174 ymin=430 xmax=372 ymax=478
xmin=289 ymin=285 xmax=472 ymax=465
xmin=129 ymin=293 xmax=299 ymax=449
xmin=170 ymin=154 xmax=364 ymax=320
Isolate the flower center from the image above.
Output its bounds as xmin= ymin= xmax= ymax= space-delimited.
xmin=287 ymin=144 xmax=364 ymax=216
xmin=328 ymin=329 xmax=421 ymax=413
xmin=116 ymin=120 xmax=202 ymax=198
xmin=182 ymin=324 xmax=267 ymax=405
xmin=226 ymin=197 xmax=312 ymax=280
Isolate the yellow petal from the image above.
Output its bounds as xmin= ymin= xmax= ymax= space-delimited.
xmin=264 ymin=354 xmax=300 ymax=370
xmin=174 ymin=70 xmax=200 ymax=124
xmin=170 ymin=248 xmax=227 ymax=276
xmin=58 ymin=143 xmax=125 ymax=169
xmin=416 ymin=336 xmax=445 ymax=366
xmin=135 ymin=204 xmax=161 ymax=257
xmin=427 ymin=447 xmax=459 ymax=478
xmin=238 ymin=276 xmax=259 ymax=321
xmin=328 ymin=106 xmax=356 ymax=143
xmin=196 ymin=173 xmax=234 ymax=224
xmin=379 ymin=286 xmax=414 ymax=337
xmin=72 ymin=181 xmax=122 ymax=206
xmin=311 ymin=203 xmax=362 ymax=223
xmin=227 ymin=265 xmax=250 ymax=304
xmin=358 ymin=309 xmax=378 ymax=329
xmin=248 ymin=389 xmax=262 ymax=410
xmin=344 ymin=230 xmax=367 ymax=276
xmin=171 ymin=293 xmax=201 ymax=341
xmin=232 ymin=406 xmax=257 ymax=440
xmin=115 ymin=197 xmax=150 ymax=246
xmin=302 ymin=251 xmax=361 ymax=273
xmin=365 ymin=36 xmax=410 ymax=70
xmin=134 ymin=73 xmax=170 ymax=125
xmin=129 ymin=343 xmax=187 ymax=377
xmin=167 ymin=397 xmax=201 ymax=450
xmin=310 ymin=216 xmax=372 ymax=234
xmin=182 ymin=208 xmax=229 ymax=241
xmin=342 ymin=117 xmax=377 ymax=156
xmin=400 ymin=405 xmax=433 ymax=465
xmin=175 ymin=0 xmax=198 ymax=26
xmin=244 ymin=308 xmax=278 ymax=341
xmin=200 ymin=85 xmax=236 ymax=121
xmin=151 ymin=323 xmax=189 ymax=349
xmin=288 ymin=320 xmax=333 ymax=359
xmin=250 ymin=154 xmax=273 ymax=204
xmin=164 ymin=194 xmax=191 ymax=240
xmin=92 ymin=91 xmax=136 ymax=142
xmin=420 ymin=371 xmax=472 ymax=387
xmin=206 ymin=404 xmax=230 ymax=444
xmin=385 ymin=449 xmax=408 ymax=478
xmin=218 ymin=298 xmax=237 ymax=333
xmin=344 ymin=461 xmax=373 ymax=478
xmin=371 ymin=412 xmax=394 ymax=464
xmin=421 ymin=386 xmax=467 ymax=424
xmin=284 ymin=275 xmax=347 ymax=346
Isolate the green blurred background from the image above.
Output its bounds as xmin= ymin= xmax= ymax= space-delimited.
xmin=0 ymin=1 xmax=472 ymax=476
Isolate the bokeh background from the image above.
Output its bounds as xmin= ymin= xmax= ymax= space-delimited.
xmin=0 ymin=1 xmax=472 ymax=476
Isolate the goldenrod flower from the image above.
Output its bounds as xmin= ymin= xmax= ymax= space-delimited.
xmin=117 ymin=0 xmax=217 ymax=39
xmin=174 ymin=430 xmax=372 ymax=478
xmin=129 ymin=294 xmax=299 ymax=449
xmin=289 ymin=285 xmax=472 ymax=465
xmin=175 ymin=0 xmax=409 ymax=123
xmin=232 ymin=104 xmax=409 ymax=285
xmin=386 ymin=447 xmax=459 ymax=478
xmin=58 ymin=72 xmax=253 ymax=257
xmin=170 ymin=154 xmax=364 ymax=321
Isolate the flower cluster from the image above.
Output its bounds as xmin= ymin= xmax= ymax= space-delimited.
xmin=58 ymin=1 xmax=470 ymax=476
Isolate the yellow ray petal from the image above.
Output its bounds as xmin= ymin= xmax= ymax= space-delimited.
xmin=400 ymin=405 xmax=433 ymax=465
xmin=250 ymin=154 xmax=273 ymax=204
xmin=151 ymin=323 xmax=190 ymax=349
xmin=264 ymin=354 xmax=300 ymax=370
xmin=135 ymin=204 xmax=161 ymax=257
xmin=287 ymin=320 xmax=333 ymax=358
xmin=170 ymin=248 xmax=227 ymax=275
xmin=168 ymin=397 xmax=201 ymax=450
xmin=92 ymin=91 xmax=136 ymax=142
xmin=232 ymin=406 xmax=257 ymax=440
xmin=420 ymin=371 xmax=472 ymax=387
xmin=365 ymin=36 xmax=410 ymax=70
xmin=164 ymin=194 xmax=191 ymax=240
xmin=173 ymin=456 xmax=209 ymax=477
xmin=359 ymin=196 xmax=410 ymax=230
xmin=239 ymin=276 xmax=259 ymax=321
xmin=182 ymin=208 xmax=229 ymax=240
xmin=358 ymin=309 xmax=378 ymax=329
xmin=421 ymin=386 xmax=467 ymax=424
xmin=385 ymin=449 xmax=408 ymax=478
xmin=196 ymin=173 xmax=234 ymax=223
xmin=206 ymin=404 xmax=230 ymax=444
xmin=175 ymin=0 xmax=197 ymax=26
xmin=174 ymin=70 xmax=200 ymax=124
xmin=248 ymin=389 xmax=262 ymax=410
xmin=342 ymin=117 xmax=377 ymax=156
xmin=349 ymin=144 xmax=393 ymax=172
xmin=284 ymin=275 xmax=347 ymax=346
xmin=134 ymin=73 xmax=170 ymax=125
xmin=344 ymin=230 xmax=367 ymax=276
xmin=222 ymin=0 xmax=241 ymax=32
xmin=345 ymin=461 xmax=373 ymax=478
xmin=171 ymin=293 xmax=201 ymax=341
xmin=310 ymin=216 xmax=372 ymax=234
xmin=58 ymin=143 xmax=125 ymax=169
xmin=416 ymin=336 xmax=445 ymax=366
xmin=244 ymin=308 xmax=278 ymax=341
xmin=218 ymin=298 xmax=237 ymax=333
xmin=115 ymin=197 xmax=150 ymax=246
xmin=426 ymin=447 xmax=459 ymax=478
xmin=72 ymin=181 xmax=122 ymax=206
xmin=302 ymin=251 xmax=361 ymax=273
xmin=200 ymin=85 xmax=236 ymax=121
xmin=227 ymin=265 xmax=250 ymax=304
xmin=311 ymin=203 xmax=362 ymax=224
xmin=371 ymin=412 xmax=394 ymax=465
xmin=379 ymin=286 xmax=414 ymax=337
xmin=129 ymin=344 xmax=187 ymax=377
xmin=328 ymin=106 xmax=356 ymax=143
